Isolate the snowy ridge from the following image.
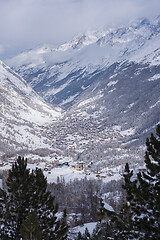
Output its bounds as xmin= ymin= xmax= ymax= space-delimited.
xmin=3 ymin=16 xmax=160 ymax=164
xmin=7 ymin=17 xmax=160 ymax=69
xmin=0 ymin=59 xmax=62 ymax=156
xmin=6 ymin=16 xmax=160 ymax=110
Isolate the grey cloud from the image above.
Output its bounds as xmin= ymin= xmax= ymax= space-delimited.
xmin=0 ymin=0 xmax=159 ymax=59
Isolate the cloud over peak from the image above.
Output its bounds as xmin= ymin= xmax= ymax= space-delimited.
xmin=0 ymin=0 xmax=160 ymax=58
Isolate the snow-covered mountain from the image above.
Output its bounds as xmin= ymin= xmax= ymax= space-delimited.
xmin=0 ymin=59 xmax=62 ymax=157
xmin=6 ymin=17 xmax=160 ymax=109
xmin=4 ymin=16 xmax=160 ymax=166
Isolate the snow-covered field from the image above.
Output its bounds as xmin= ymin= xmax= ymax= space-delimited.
xmin=0 ymin=160 xmax=122 ymax=185
xmin=71 ymin=222 xmax=97 ymax=236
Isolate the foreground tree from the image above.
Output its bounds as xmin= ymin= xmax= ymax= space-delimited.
xmin=121 ymin=125 xmax=160 ymax=239
xmin=0 ymin=156 xmax=68 ymax=240
xmin=20 ymin=210 xmax=43 ymax=240
xmin=91 ymin=125 xmax=160 ymax=240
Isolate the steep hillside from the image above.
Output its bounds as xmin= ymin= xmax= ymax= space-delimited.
xmin=71 ymin=60 xmax=160 ymax=141
xmin=0 ymin=60 xmax=62 ymax=158
xmin=5 ymin=16 xmax=160 ymax=168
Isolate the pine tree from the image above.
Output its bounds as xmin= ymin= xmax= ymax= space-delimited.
xmin=0 ymin=156 xmax=68 ymax=239
xmin=20 ymin=210 xmax=42 ymax=240
xmin=91 ymin=198 xmax=115 ymax=240
xmin=92 ymin=125 xmax=160 ymax=240
xmin=76 ymin=228 xmax=90 ymax=240
xmin=91 ymin=221 xmax=114 ymax=240
xmin=77 ymin=231 xmax=83 ymax=240
xmin=6 ymin=156 xmax=31 ymax=239
xmin=97 ymin=198 xmax=106 ymax=222
xmin=112 ymin=164 xmax=138 ymax=239
xmin=0 ymin=188 xmax=12 ymax=239
xmin=134 ymin=125 xmax=160 ymax=239
xmin=114 ymin=125 xmax=160 ymax=239
xmin=83 ymin=227 xmax=91 ymax=240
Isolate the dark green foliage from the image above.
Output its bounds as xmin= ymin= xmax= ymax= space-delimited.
xmin=97 ymin=198 xmax=107 ymax=222
xmin=0 ymin=188 xmax=13 ymax=239
xmin=54 ymin=209 xmax=68 ymax=240
xmin=0 ymin=156 xmax=68 ymax=240
xmin=75 ymin=228 xmax=90 ymax=240
xmin=76 ymin=231 xmax=83 ymax=240
xmin=110 ymin=125 xmax=160 ymax=239
xmin=20 ymin=210 xmax=43 ymax=240
xmin=6 ymin=156 xmax=30 ymax=239
xmin=91 ymin=125 xmax=160 ymax=240
xmin=91 ymin=222 xmax=114 ymax=240
xmin=83 ymin=228 xmax=91 ymax=240
xmin=116 ymin=125 xmax=160 ymax=239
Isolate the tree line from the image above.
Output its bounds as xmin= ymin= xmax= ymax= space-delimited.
xmin=48 ymin=176 xmax=123 ymax=226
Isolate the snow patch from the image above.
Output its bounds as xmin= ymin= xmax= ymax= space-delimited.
xmin=72 ymin=222 xmax=97 ymax=235
xmin=61 ymin=93 xmax=79 ymax=106
xmin=107 ymin=80 xmax=118 ymax=87
xmin=120 ymin=128 xmax=135 ymax=136
xmin=77 ymin=94 xmax=103 ymax=107
xmin=150 ymin=98 xmax=160 ymax=109
xmin=148 ymin=73 xmax=160 ymax=81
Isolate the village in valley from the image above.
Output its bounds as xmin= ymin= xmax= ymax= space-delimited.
xmin=0 ymin=113 xmax=144 ymax=188
xmin=46 ymin=113 xmax=143 ymax=170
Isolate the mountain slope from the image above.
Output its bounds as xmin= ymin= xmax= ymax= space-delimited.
xmin=45 ymin=59 xmax=160 ymax=170
xmin=6 ymin=17 xmax=160 ymax=109
xmin=4 ymin=16 xmax=160 ymax=168
xmin=71 ymin=60 xmax=160 ymax=140
xmin=0 ymin=60 xmax=62 ymax=157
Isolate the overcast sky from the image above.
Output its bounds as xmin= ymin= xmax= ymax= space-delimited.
xmin=0 ymin=0 xmax=159 ymax=59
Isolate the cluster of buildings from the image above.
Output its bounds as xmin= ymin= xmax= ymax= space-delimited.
xmin=0 ymin=114 xmax=143 ymax=187
xmin=46 ymin=114 xmax=133 ymax=168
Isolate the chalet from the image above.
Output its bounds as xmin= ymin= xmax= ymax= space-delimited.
xmin=70 ymin=164 xmax=76 ymax=169
xmin=77 ymin=162 xmax=84 ymax=170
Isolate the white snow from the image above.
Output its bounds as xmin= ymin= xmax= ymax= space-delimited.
xmin=103 ymin=202 xmax=115 ymax=212
xmin=0 ymin=59 xmax=63 ymax=153
xmin=107 ymin=80 xmax=118 ymax=87
xmin=77 ymin=94 xmax=103 ymax=108
xmin=102 ymin=193 xmax=115 ymax=212
xmin=108 ymin=88 xmax=116 ymax=93
xmin=109 ymin=73 xmax=118 ymax=79
xmin=150 ymin=98 xmax=160 ymax=109
xmin=6 ymin=17 xmax=160 ymax=84
xmin=0 ymin=179 xmax=2 ymax=189
xmin=44 ymin=167 xmax=94 ymax=183
xmin=148 ymin=73 xmax=160 ymax=81
xmin=0 ymin=60 xmax=62 ymax=123
xmin=128 ymin=103 xmax=135 ymax=109
xmin=120 ymin=128 xmax=135 ymax=136
xmin=61 ymin=93 xmax=79 ymax=106
xmin=71 ymin=222 xmax=97 ymax=235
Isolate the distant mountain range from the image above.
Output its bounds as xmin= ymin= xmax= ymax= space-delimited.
xmin=2 ymin=16 xmax=160 ymax=164
xmin=6 ymin=17 xmax=160 ymax=106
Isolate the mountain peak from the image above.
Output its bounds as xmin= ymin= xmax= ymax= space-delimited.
xmin=6 ymin=16 xmax=160 ymax=110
